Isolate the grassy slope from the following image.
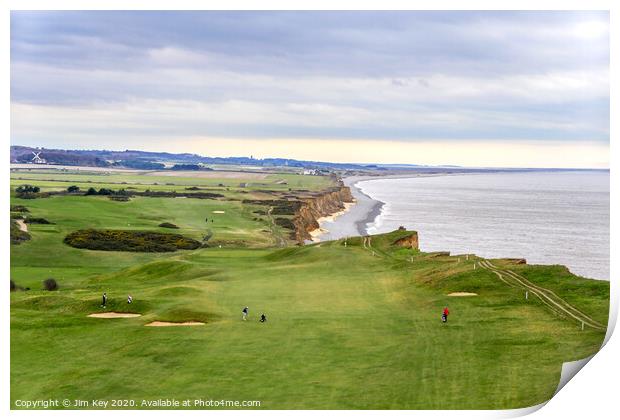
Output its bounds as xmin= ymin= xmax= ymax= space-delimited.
xmin=10 ymin=172 xmax=609 ymax=409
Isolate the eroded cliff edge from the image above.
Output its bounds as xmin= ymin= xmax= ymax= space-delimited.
xmin=243 ymin=181 xmax=355 ymax=244
xmin=292 ymin=184 xmax=355 ymax=243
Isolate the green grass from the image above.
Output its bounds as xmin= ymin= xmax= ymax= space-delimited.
xmin=9 ymin=171 xmax=609 ymax=409
xmin=10 ymin=169 xmax=333 ymax=194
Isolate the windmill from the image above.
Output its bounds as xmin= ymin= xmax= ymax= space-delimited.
xmin=31 ymin=151 xmax=47 ymax=164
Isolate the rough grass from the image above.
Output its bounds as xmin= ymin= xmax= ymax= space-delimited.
xmin=11 ymin=231 xmax=608 ymax=409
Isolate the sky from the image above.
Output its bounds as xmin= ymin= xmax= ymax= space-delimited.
xmin=10 ymin=11 xmax=610 ymax=168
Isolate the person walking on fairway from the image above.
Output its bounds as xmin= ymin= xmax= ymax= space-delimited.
xmin=242 ymin=306 xmax=249 ymax=321
xmin=260 ymin=313 xmax=267 ymax=323
xmin=442 ymin=307 xmax=450 ymax=323
xmin=127 ymin=294 xmax=133 ymax=304
xmin=101 ymin=292 xmax=107 ymax=308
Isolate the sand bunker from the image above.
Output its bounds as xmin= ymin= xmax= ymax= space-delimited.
xmin=212 ymin=210 xmax=226 ymax=214
xmin=16 ymin=219 xmax=28 ymax=232
xmin=145 ymin=321 xmax=205 ymax=327
xmin=447 ymin=292 xmax=478 ymax=297
xmin=88 ymin=312 xmax=142 ymax=318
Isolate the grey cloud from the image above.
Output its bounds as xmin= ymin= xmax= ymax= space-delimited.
xmin=9 ymin=11 xmax=610 ymax=146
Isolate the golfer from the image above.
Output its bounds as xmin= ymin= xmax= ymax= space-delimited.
xmin=242 ymin=306 xmax=249 ymax=321
xmin=260 ymin=313 xmax=267 ymax=323
xmin=127 ymin=294 xmax=133 ymax=304
xmin=442 ymin=307 xmax=450 ymax=323
xmin=101 ymin=292 xmax=107 ymax=308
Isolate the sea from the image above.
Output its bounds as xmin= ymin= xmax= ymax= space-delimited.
xmin=359 ymin=171 xmax=609 ymax=280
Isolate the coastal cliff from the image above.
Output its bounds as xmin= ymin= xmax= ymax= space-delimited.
xmin=293 ymin=185 xmax=354 ymax=243
xmin=392 ymin=232 xmax=419 ymax=249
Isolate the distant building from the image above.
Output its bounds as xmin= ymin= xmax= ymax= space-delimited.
xmin=303 ymin=169 xmax=318 ymax=175
xmin=31 ymin=151 xmax=47 ymax=164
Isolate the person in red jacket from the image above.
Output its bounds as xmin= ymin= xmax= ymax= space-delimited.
xmin=442 ymin=307 xmax=450 ymax=323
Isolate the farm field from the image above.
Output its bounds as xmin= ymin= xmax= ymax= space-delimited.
xmin=9 ymin=169 xmax=609 ymax=409
xmin=10 ymin=168 xmax=333 ymax=194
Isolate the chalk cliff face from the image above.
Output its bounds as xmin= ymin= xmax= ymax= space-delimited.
xmin=293 ymin=185 xmax=354 ymax=243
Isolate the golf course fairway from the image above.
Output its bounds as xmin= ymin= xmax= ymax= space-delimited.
xmin=10 ymin=170 xmax=609 ymax=409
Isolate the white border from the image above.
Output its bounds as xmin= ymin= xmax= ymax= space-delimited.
xmin=2 ymin=1 xmax=616 ymax=419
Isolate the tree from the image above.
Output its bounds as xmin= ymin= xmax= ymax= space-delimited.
xmin=15 ymin=184 xmax=40 ymax=194
xmin=43 ymin=278 xmax=58 ymax=291
xmin=67 ymin=185 xmax=80 ymax=193
xmin=85 ymin=187 xmax=98 ymax=195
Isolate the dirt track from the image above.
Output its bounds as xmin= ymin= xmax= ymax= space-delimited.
xmin=479 ymin=260 xmax=605 ymax=330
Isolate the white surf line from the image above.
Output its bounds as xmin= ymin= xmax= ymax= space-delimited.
xmin=481 ymin=260 xmax=605 ymax=330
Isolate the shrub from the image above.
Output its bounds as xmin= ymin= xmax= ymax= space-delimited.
xmin=24 ymin=217 xmax=52 ymax=224
xmin=43 ymin=278 xmax=58 ymax=291
xmin=242 ymin=199 xmax=302 ymax=215
xmin=109 ymin=196 xmax=130 ymax=202
xmin=274 ymin=217 xmax=296 ymax=230
xmin=171 ymin=164 xmax=212 ymax=171
xmin=85 ymin=187 xmax=98 ymax=195
xmin=64 ymin=229 xmax=202 ymax=252
xmin=15 ymin=184 xmax=40 ymax=194
xmin=15 ymin=191 xmax=49 ymax=199
xmin=158 ymin=222 xmax=179 ymax=229
xmin=9 ymin=279 xmax=26 ymax=292
xmin=10 ymin=205 xmax=29 ymax=213
xmin=67 ymin=185 xmax=80 ymax=193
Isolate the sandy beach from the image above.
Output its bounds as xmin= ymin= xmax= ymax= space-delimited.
xmin=312 ymin=176 xmax=385 ymax=241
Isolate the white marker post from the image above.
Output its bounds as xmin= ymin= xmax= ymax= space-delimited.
xmin=525 ymin=291 xmax=528 ymax=300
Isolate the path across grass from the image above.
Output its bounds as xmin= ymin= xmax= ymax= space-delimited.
xmin=479 ymin=260 xmax=606 ymax=331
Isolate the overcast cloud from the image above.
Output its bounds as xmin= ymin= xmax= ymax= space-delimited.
xmin=10 ymin=11 xmax=609 ymax=166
